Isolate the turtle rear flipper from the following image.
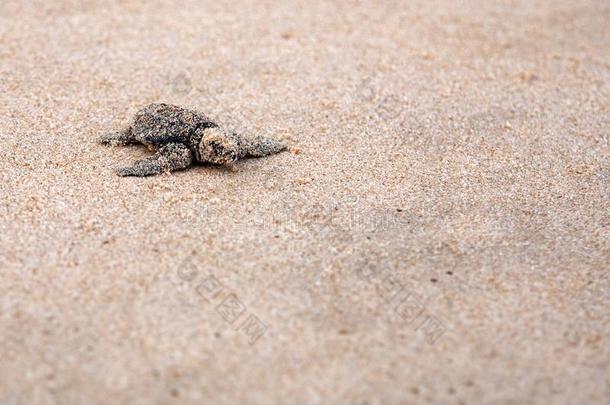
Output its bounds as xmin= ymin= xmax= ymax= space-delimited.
xmin=99 ymin=126 xmax=136 ymax=146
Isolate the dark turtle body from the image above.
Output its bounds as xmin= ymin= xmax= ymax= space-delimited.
xmin=131 ymin=103 xmax=217 ymax=147
xmin=99 ymin=103 xmax=286 ymax=176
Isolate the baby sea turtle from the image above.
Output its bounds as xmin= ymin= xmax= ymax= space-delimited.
xmin=99 ymin=103 xmax=286 ymax=176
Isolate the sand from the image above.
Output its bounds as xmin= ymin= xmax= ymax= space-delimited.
xmin=0 ymin=0 xmax=608 ymax=403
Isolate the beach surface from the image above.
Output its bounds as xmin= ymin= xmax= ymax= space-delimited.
xmin=0 ymin=0 xmax=608 ymax=403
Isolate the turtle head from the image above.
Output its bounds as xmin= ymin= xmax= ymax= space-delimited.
xmin=198 ymin=127 xmax=241 ymax=165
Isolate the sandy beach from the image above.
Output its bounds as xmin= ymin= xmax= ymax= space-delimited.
xmin=0 ymin=0 xmax=608 ymax=403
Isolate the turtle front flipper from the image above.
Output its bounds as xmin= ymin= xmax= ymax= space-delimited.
xmin=116 ymin=143 xmax=192 ymax=177
xmin=99 ymin=126 xmax=136 ymax=146
xmin=243 ymin=135 xmax=286 ymax=158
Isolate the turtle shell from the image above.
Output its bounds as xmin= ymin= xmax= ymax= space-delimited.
xmin=132 ymin=103 xmax=217 ymax=145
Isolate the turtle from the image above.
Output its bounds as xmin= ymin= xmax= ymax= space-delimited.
xmin=99 ymin=103 xmax=286 ymax=176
